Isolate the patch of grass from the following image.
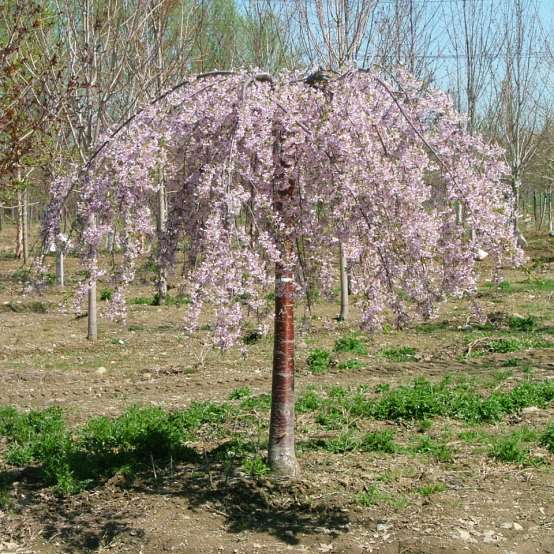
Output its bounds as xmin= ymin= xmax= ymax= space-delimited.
xmin=129 ymin=296 xmax=154 ymax=305
xmin=416 ymin=418 xmax=433 ymax=433
xmin=379 ymin=346 xmax=417 ymax=362
xmin=242 ymin=330 xmax=263 ymax=345
xmin=359 ymin=430 xmax=397 ymax=453
xmin=129 ymin=293 xmax=191 ymax=307
xmin=502 ymin=357 xmax=523 ymax=367
xmin=240 ymin=393 xmax=271 ymax=412
xmin=410 ymin=436 xmax=453 ymax=462
xmin=539 ymin=423 xmax=554 ymax=453
xmin=295 ymin=389 xmax=323 ymax=413
xmin=317 ymin=376 xmax=551 ymax=424
xmin=100 ymin=288 xmax=113 ymax=301
xmin=0 ymin=403 xmax=229 ymax=494
xmin=415 ymin=321 xmax=450 ymax=333
xmin=128 ymin=324 xmax=145 ymax=332
xmin=467 ymin=335 xmax=554 ymax=357
xmin=229 ymin=386 xmax=252 ymax=400
xmin=241 ymin=455 xmax=271 ymax=477
xmin=320 ymin=431 xmax=360 ymax=453
xmin=489 ymin=428 xmax=542 ymax=466
xmin=307 ymin=349 xmax=332 ymax=374
xmin=458 ymin=429 xmax=489 ymax=444
xmin=356 ymin=486 xmax=408 ymax=509
xmin=11 ymin=267 xmax=31 ymax=283
xmin=508 ymin=315 xmax=537 ymax=332
xmin=524 ymin=278 xmax=554 ymax=292
xmin=334 ymin=335 xmax=368 ymax=355
xmin=337 ymin=359 xmax=364 ymax=371
xmin=417 ymin=482 xmax=446 ymax=496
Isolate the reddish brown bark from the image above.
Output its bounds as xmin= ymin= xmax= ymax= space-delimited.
xmin=268 ymin=123 xmax=299 ymax=477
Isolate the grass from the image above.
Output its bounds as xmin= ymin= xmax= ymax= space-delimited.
xmin=539 ymin=422 xmax=554 ymax=453
xmin=334 ymin=335 xmax=368 ymax=355
xmin=299 ymin=377 xmax=554 ymax=426
xmin=2 ymin=374 xmax=554 ymax=497
xmin=417 ymin=482 xmax=447 ymax=496
xmin=410 ymin=435 xmax=453 ymax=462
xmin=307 ymin=348 xmax=332 ymax=374
xmin=337 ymin=359 xmax=364 ymax=370
xmin=356 ymin=485 xmax=408 ymax=509
xmin=488 ymin=428 xmax=543 ymax=466
xmin=129 ymin=293 xmax=191 ymax=306
xmin=466 ymin=335 xmax=554 ymax=357
xmin=379 ymin=346 xmax=417 ymax=362
xmin=0 ymin=403 xmax=227 ymax=494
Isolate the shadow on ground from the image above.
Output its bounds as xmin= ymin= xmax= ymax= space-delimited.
xmin=0 ymin=446 xmax=350 ymax=551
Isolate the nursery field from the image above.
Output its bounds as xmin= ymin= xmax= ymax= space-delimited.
xmin=0 ymin=225 xmax=554 ymax=554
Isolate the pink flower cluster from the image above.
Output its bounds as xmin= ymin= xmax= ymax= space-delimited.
xmin=42 ymin=70 xmax=521 ymax=344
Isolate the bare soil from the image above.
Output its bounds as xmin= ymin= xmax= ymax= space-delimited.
xmin=1 ymin=224 xmax=553 ymax=553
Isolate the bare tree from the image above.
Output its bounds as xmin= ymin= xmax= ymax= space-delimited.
xmin=488 ymin=0 xmax=549 ymax=246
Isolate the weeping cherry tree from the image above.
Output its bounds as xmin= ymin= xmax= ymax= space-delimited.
xmin=40 ymin=69 xmax=522 ymax=477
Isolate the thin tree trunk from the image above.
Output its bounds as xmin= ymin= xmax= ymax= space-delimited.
xmin=16 ymin=189 xmax=23 ymax=259
xmin=56 ymin=251 xmax=64 ymax=287
xmin=548 ymin=190 xmax=554 ymax=237
xmin=87 ymin=216 xmax=97 ymax=340
xmin=87 ymin=281 xmax=97 ymax=340
xmin=157 ymin=182 xmax=168 ymax=303
xmin=56 ymin=236 xmax=64 ymax=288
xmin=268 ymin=123 xmax=299 ymax=478
xmin=338 ymin=241 xmax=349 ymax=321
xmin=0 ymin=204 xmax=3 ymax=232
xmin=22 ymin=187 xmax=28 ymax=264
xmin=533 ymin=191 xmax=538 ymax=229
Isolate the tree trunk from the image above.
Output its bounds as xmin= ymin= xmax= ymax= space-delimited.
xmin=157 ymin=182 xmax=168 ymax=303
xmin=268 ymin=123 xmax=299 ymax=478
xmin=533 ymin=191 xmax=538 ymax=229
xmin=512 ymin=177 xmax=527 ymax=248
xmin=338 ymin=242 xmax=349 ymax=321
xmin=268 ymin=261 xmax=299 ymax=477
xmin=56 ymin=236 xmax=64 ymax=288
xmin=22 ymin=187 xmax=28 ymax=264
xmin=16 ymin=189 xmax=23 ymax=259
xmin=548 ymin=190 xmax=554 ymax=237
xmin=87 ymin=280 xmax=97 ymax=340
xmin=87 ymin=216 xmax=98 ymax=340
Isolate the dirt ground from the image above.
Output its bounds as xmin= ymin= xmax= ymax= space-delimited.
xmin=1 ymin=223 xmax=554 ymax=553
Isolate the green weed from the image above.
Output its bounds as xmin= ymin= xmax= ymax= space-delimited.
xmin=295 ymin=389 xmax=323 ymax=413
xmin=379 ymin=346 xmax=417 ymax=362
xmin=359 ymin=430 xmax=397 ymax=453
xmin=307 ymin=349 xmax=332 ymax=374
xmin=508 ymin=315 xmax=537 ymax=332
xmin=410 ymin=436 xmax=453 ymax=462
xmin=539 ymin=423 xmax=554 ymax=453
xmin=241 ymin=455 xmax=271 ymax=477
xmin=337 ymin=359 xmax=364 ymax=370
xmin=334 ymin=335 xmax=368 ymax=355
xmin=100 ymin=288 xmax=113 ymax=301
xmin=229 ymin=386 xmax=252 ymax=400
xmin=488 ymin=428 xmax=541 ymax=466
xmin=417 ymin=482 xmax=446 ymax=496
xmin=356 ymin=486 xmax=408 ymax=509
xmin=240 ymin=394 xmax=271 ymax=412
